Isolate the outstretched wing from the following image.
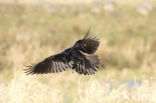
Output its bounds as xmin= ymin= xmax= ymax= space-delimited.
xmin=24 ymin=53 xmax=74 ymax=75
xmin=73 ymin=54 xmax=100 ymax=75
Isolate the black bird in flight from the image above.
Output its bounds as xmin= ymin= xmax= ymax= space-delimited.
xmin=25 ymin=29 xmax=100 ymax=75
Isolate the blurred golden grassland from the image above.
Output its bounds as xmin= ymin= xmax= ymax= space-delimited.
xmin=0 ymin=1 xmax=156 ymax=103
xmin=0 ymin=0 xmax=156 ymax=5
xmin=1 ymin=71 xmax=156 ymax=103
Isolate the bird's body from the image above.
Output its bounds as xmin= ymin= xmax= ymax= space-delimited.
xmin=25 ymin=29 xmax=100 ymax=75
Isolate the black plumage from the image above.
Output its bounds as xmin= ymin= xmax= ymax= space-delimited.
xmin=25 ymin=29 xmax=100 ymax=75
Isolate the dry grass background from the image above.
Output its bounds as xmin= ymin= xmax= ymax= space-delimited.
xmin=0 ymin=0 xmax=156 ymax=5
xmin=0 ymin=0 xmax=156 ymax=103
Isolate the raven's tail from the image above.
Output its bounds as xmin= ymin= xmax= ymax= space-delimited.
xmin=74 ymin=55 xmax=100 ymax=75
xmin=86 ymin=55 xmax=100 ymax=71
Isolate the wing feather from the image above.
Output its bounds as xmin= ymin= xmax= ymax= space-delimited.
xmin=25 ymin=53 xmax=73 ymax=75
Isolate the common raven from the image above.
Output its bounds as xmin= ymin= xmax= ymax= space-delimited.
xmin=25 ymin=29 xmax=100 ymax=75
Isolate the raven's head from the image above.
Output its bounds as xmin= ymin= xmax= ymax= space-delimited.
xmin=73 ymin=29 xmax=99 ymax=54
xmin=73 ymin=40 xmax=83 ymax=50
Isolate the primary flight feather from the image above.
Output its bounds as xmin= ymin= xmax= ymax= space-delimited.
xmin=25 ymin=29 xmax=100 ymax=75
